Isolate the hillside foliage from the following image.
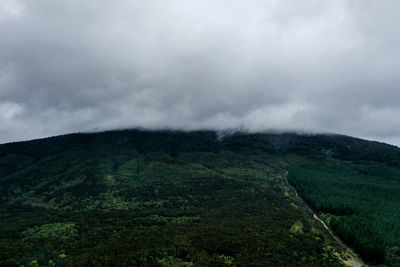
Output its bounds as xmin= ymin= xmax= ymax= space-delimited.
xmin=1 ymin=130 xmax=399 ymax=266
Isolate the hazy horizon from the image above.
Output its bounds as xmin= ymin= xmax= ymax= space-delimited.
xmin=2 ymin=127 xmax=399 ymax=150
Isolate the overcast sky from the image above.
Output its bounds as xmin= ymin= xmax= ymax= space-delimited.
xmin=1 ymin=1 xmax=400 ymax=146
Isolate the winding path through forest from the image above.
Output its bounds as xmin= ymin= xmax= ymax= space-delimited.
xmin=282 ymin=170 xmax=367 ymax=267
xmin=313 ymin=213 xmax=366 ymax=267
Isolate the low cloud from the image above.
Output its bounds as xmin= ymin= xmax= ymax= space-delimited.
xmin=1 ymin=0 xmax=400 ymax=145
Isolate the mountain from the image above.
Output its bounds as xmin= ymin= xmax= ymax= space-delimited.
xmin=1 ymin=129 xmax=400 ymax=266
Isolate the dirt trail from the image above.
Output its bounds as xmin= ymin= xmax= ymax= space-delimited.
xmin=313 ymin=213 xmax=366 ymax=267
xmin=282 ymin=170 xmax=368 ymax=267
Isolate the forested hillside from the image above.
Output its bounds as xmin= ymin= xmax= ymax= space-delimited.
xmin=1 ymin=130 xmax=399 ymax=266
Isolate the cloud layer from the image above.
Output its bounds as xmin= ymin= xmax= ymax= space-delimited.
xmin=1 ymin=0 xmax=400 ymax=145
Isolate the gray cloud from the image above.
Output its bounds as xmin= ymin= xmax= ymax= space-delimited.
xmin=1 ymin=0 xmax=400 ymax=145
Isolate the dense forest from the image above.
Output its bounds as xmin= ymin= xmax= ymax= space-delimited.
xmin=288 ymin=159 xmax=400 ymax=264
xmin=0 ymin=129 xmax=399 ymax=266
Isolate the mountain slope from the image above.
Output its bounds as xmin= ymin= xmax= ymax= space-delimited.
xmin=1 ymin=130 xmax=400 ymax=266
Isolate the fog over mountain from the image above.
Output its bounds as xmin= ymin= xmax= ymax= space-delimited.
xmin=1 ymin=0 xmax=400 ymax=145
